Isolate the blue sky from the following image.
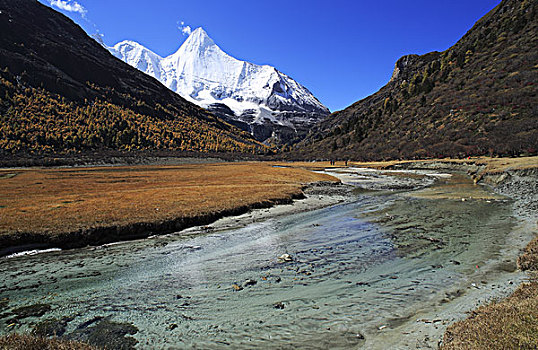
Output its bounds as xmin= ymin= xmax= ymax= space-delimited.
xmin=41 ymin=0 xmax=501 ymax=112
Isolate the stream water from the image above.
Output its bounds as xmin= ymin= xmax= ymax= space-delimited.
xmin=0 ymin=169 xmax=527 ymax=349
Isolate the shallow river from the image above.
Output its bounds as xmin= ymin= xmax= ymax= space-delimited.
xmin=0 ymin=168 xmax=527 ymax=349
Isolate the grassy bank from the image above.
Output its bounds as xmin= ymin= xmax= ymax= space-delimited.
xmin=441 ymin=236 xmax=538 ymax=349
xmin=0 ymin=162 xmax=336 ymax=253
xmin=274 ymin=156 xmax=538 ymax=180
xmin=0 ymin=334 xmax=96 ymax=350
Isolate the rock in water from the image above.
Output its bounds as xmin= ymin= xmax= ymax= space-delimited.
xmin=243 ymin=279 xmax=257 ymax=287
xmin=273 ymin=302 xmax=285 ymax=309
xmin=232 ymin=284 xmax=243 ymax=291
xmin=278 ymin=254 xmax=293 ymax=263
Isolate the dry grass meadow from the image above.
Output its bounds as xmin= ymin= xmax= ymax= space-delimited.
xmin=0 ymin=162 xmax=336 ymax=240
xmin=274 ymin=156 xmax=538 ymax=174
xmin=347 ymin=155 xmax=538 ymax=173
xmin=0 ymin=334 xmax=96 ymax=350
xmin=441 ymin=281 xmax=538 ymax=350
xmin=442 ymin=236 xmax=537 ymax=350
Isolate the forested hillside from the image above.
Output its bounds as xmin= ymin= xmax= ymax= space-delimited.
xmin=0 ymin=0 xmax=265 ymax=162
xmin=292 ymin=0 xmax=537 ymax=160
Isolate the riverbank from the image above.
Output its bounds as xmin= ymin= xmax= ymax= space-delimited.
xmin=0 ymin=163 xmax=339 ymax=256
xmin=2 ymin=164 xmax=518 ymax=349
xmin=335 ymin=157 xmax=538 ymax=349
xmin=0 ymin=157 xmax=535 ymax=348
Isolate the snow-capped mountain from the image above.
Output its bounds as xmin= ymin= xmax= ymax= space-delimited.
xmin=109 ymin=27 xmax=329 ymax=143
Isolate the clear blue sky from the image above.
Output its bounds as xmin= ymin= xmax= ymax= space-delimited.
xmin=41 ymin=0 xmax=501 ymax=112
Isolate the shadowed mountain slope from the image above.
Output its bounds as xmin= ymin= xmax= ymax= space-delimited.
xmin=292 ymin=0 xmax=537 ymax=160
xmin=0 ymin=0 xmax=265 ymax=162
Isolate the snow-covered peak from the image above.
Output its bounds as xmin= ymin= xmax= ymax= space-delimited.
xmin=109 ymin=40 xmax=163 ymax=80
xmin=182 ymin=27 xmax=216 ymax=52
xmin=109 ymin=27 xmax=329 ymax=143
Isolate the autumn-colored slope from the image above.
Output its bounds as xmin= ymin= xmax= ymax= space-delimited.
xmin=0 ymin=0 xmax=266 ymax=159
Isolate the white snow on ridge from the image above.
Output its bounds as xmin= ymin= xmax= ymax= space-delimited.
xmin=110 ymin=40 xmax=164 ymax=81
xmin=108 ymin=27 xmax=329 ymax=131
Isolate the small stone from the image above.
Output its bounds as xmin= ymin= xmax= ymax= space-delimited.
xmin=168 ymin=323 xmax=178 ymax=331
xmin=278 ymin=254 xmax=293 ymax=262
xmin=243 ymin=279 xmax=257 ymax=287
xmin=273 ymin=302 xmax=285 ymax=309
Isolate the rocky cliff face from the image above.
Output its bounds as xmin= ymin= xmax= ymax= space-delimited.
xmin=110 ymin=28 xmax=330 ymax=144
xmin=292 ymin=0 xmax=537 ymax=160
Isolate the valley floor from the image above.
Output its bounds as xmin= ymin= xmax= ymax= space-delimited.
xmin=0 ymin=156 xmax=536 ymax=349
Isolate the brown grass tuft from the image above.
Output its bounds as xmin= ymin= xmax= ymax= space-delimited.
xmin=518 ymin=236 xmax=538 ymax=272
xmin=443 ymin=232 xmax=538 ymax=350
xmin=0 ymin=333 xmax=96 ymax=350
xmin=441 ymin=282 xmax=538 ymax=350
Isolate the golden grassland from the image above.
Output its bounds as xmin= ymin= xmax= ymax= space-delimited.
xmin=0 ymin=163 xmax=336 ymax=240
xmin=441 ymin=281 xmax=538 ymax=350
xmin=442 ymin=239 xmax=538 ymax=350
xmin=274 ymin=155 xmax=538 ymax=173
xmin=442 ymin=237 xmax=538 ymax=350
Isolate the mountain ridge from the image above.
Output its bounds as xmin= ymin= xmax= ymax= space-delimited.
xmin=109 ymin=27 xmax=330 ymax=144
xmin=292 ymin=0 xmax=537 ymax=160
xmin=0 ymin=0 xmax=266 ymax=162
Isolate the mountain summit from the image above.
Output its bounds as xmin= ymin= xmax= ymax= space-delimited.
xmin=110 ymin=28 xmax=330 ymax=144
